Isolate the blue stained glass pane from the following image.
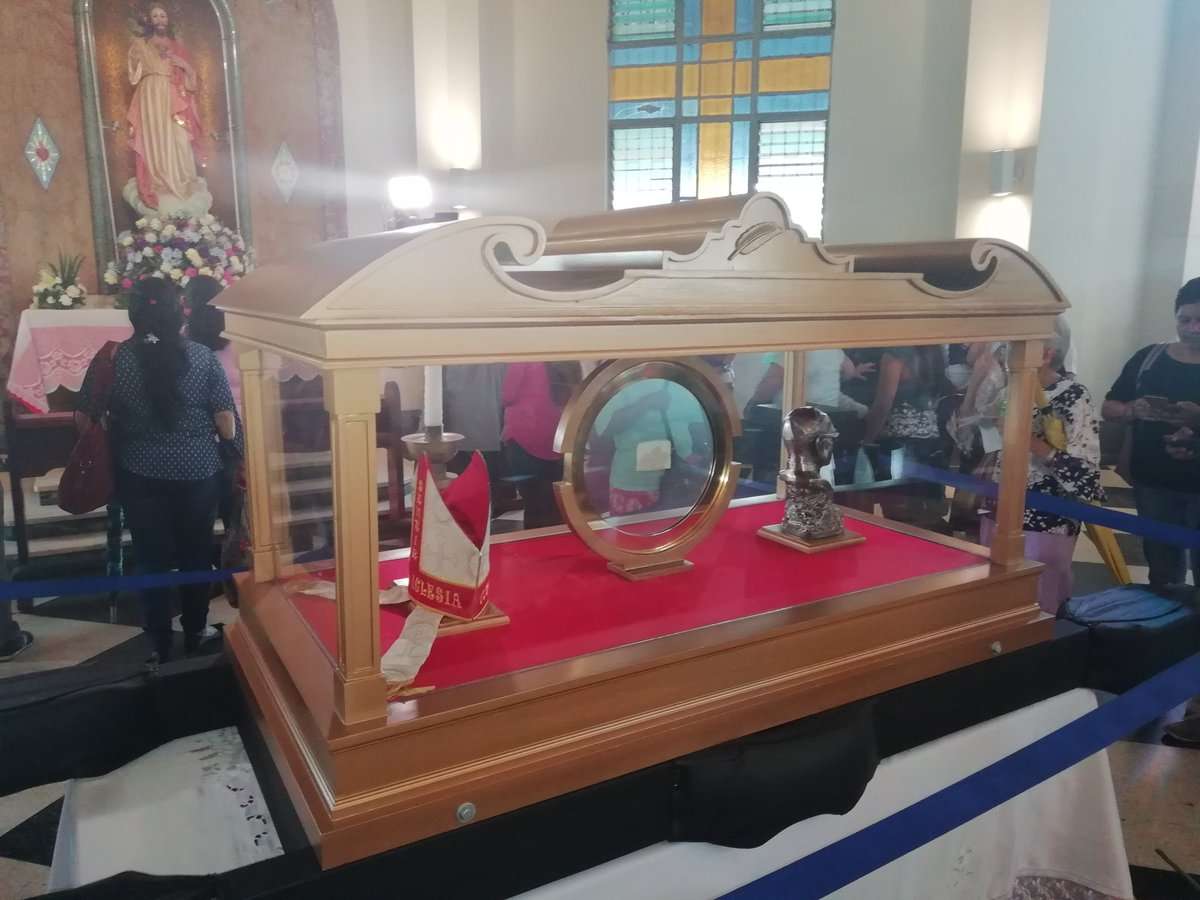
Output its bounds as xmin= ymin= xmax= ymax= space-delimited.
xmin=680 ymin=123 xmax=699 ymax=199
xmin=736 ymin=0 xmax=755 ymax=33
xmin=762 ymin=0 xmax=833 ymax=31
xmin=682 ymin=99 xmax=700 ymax=117
xmin=610 ymin=46 xmax=678 ymax=66
xmin=759 ymin=35 xmax=832 ymax=57
xmin=733 ymin=96 xmax=751 ymax=114
xmin=732 ymin=120 xmax=750 ymax=193
xmin=683 ymin=0 xmax=701 ymax=36
xmin=611 ymin=0 xmax=677 ymax=41
xmin=610 ymin=100 xmax=678 ymax=120
xmin=757 ymin=91 xmax=830 ymax=113
xmin=735 ymin=39 xmax=754 ymax=59
xmin=683 ymin=43 xmax=701 ymax=62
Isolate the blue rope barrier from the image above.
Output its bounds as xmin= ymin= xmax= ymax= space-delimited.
xmin=902 ymin=461 xmax=1200 ymax=549
xmin=0 ymin=566 xmax=245 ymax=601
xmin=724 ymin=651 xmax=1200 ymax=899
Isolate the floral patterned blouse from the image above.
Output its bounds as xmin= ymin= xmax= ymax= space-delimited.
xmin=1021 ymin=373 xmax=1105 ymax=535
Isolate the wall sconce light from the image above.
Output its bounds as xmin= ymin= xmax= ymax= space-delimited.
xmin=990 ymin=149 xmax=1016 ymax=197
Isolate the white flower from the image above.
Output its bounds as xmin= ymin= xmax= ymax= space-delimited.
xmin=143 ymin=244 xmax=156 ymax=257
xmin=65 ymin=284 xmax=83 ymax=298
xmin=160 ymin=260 xmax=173 ymax=273
xmin=120 ymin=235 xmax=134 ymax=247
xmin=103 ymin=268 xmax=119 ymax=285
xmin=150 ymin=271 xmax=164 ymax=278
xmin=200 ymin=213 xmax=216 ymax=226
xmin=185 ymin=248 xmax=203 ymax=265
xmin=198 ymin=266 xmax=213 ymax=277
xmin=143 ymin=231 xmax=157 ymax=243
xmin=180 ymin=275 xmax=191 ymax=286
xmin=170 ymin=268 xmax=183 ymax=281
xmin=135 ymin=217 xmax=148 ymax=229
xmin=149 ymin=218 xmax=162 ymax=230
xmin=161 ymin=224 xmax=176 ymax=238
xmin=59 ymin=294 xmax=73 ymax=307
xmin=228 ymin=256 xmax=243 ymax=273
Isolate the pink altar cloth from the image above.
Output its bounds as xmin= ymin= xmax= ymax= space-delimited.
xmin=7 ymin=309 xmax=134 ymax=413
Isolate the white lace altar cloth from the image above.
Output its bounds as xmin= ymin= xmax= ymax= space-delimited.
xmin=517 ymin=689 xmax=1133 ymax=900
xmin=47 ymin=727 xmax=283 ymax=890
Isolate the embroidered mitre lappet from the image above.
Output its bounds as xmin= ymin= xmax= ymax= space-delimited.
xmin=382 ymin=451 xmax=492 ymax=687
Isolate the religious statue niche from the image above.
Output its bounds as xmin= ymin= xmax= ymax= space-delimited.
xmin=758 ymin=406 xmax=866 ymax=553
xmin=79 ymin=0 xmax=250 ymax=260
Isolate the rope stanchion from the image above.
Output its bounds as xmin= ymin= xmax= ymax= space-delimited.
xmin=0 ymin=566 xmax=245 ymax=601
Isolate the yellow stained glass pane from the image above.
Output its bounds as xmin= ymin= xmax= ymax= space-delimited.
xmin=699 ymin=121 xmax=731 ymax=198
xmin=701 ymin=41 xmax=733 ymax=61
xmin=701 ymin=61 xmax=733 ymax=96
xmin=701 ymin=98 xmax=733 ymax=115
xmin=702 ymin=0 xmax=735 ymax=35
xmin=682 ymin=64 xmax=700 ymax=97
xmin=610 ymin=65 xmax=678 ymax=101
xmin=757 ymin=56 xmax=831 ymax=93
xmin=734 ymin=60 xmax=752 ymax=94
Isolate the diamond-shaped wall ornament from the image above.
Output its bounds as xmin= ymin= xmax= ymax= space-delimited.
xmin=24 ymin=118 xmax=60 ymax=191
xmin=271 ymin=142 xmax=299 ymax=203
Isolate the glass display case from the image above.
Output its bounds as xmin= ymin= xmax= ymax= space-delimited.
xmin=219 ymin=194 xmax=1064 ymax=867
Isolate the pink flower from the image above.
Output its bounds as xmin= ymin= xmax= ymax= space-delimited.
xmin=121 ymin=278 xmax=134 ymax=289
xmin=222 ymin=273 xmax=234 ymax=284
xmin=185 ymin=267 xmax=198 ymax=277
xmin=154 ymin=244 xmax=164 ymax=253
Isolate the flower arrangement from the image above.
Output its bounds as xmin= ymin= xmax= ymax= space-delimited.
xmin=33 ymin=252 xmax=89 ymax=309
xmin=104 ymin=213 xmax=252 ymax=307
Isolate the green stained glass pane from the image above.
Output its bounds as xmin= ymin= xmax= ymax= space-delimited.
xmin=611 ymin=0 xmax=677 ymax=41
xmin=612 ymin=127 xmax=675 ymax=209
xmin=762 ymin=0 xmax=833 ymax=30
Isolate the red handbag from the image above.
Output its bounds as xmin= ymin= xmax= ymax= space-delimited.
xmin=58 ymin=342 xmax=120 ymax=515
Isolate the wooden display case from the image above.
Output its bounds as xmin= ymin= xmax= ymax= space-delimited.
xmin=219 ymin=194 xmax=1064 ymax=868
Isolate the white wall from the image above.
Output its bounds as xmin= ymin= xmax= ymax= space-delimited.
xmin=1029 ymin=0 xmax=1171 ymax=394
xmin=822 ymin=0 xmax=972 ymax=244
xmin=334 ymin=0 xmax=418 ymax=236
xmin=954 ymin=0 xmax=1049 ymax=248
xmin=1139 ymin=0 xmax=1200 ymax=347
xmin=468 ymin=0 xmax=609 ymax=225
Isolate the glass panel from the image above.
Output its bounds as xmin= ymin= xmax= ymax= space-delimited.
xmin=701 ymin=41 xmax=734 ymax=61
xmin=683 ymin=42 xmax=702 ymax=62
xmin=698 ymin=121 xmax=732 ymax=198
xmin=611 ymin=126 xmax=675 ymax=209
xmin=610 ymin=64 xmax=678 ymax=102
xmin=735 ymin=0 xmax=756 ymax=33
xmin=756 ymin=119 xmax=825 ymax=237
xmin=700 ymin=61 xmax=735 ymax=96
xmin=682 ymin=98 xmax=700 ymax=117
xmin=735 ymin=38 xmax=754 ymax=59
xmin=757 ymin=91 xmax=829 ymax=113
xmin=733 ymin=351 xmax=788 ymax=487
xmin=731 ymin=120 xmax=750 ymax=193
xmin=682 ymin=63 xmax=700 ymax=96
xmin=610 ymin=100 xmax=677 ymax=120
xmin=610 ymin=45 xmax=678 ymax=66
xmin=762 ymin=0 xmax=834 ymax=30
xmin=702 ymin=0 xmax=735 ymax=35
xmin=611 ymin=0 xmax=677 ymax=41
xmin=680 ymin=123 xmax=699 ymax=198
xmin=587 ymin=378 xmax=714 ymax=534
xmin=683 ymin=0 xmax=702 ymax=36
xmin=759 ymin=35 xmax=833 ymax=57
xmin=733 ymin=96 xmax=752 ymax=114
xmin=757 ymin=56 xmax=831 ymax=93
xmin=701 ymin=98 xmax=733 ymax=116
xmin=734 ymin=60 xmax=753 ymax=94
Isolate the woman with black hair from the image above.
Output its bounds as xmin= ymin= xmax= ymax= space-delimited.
xmin=184 ymin=274 xmax=240 ymax=412
xmin=79 ymin=278 xmax=237 ymax=662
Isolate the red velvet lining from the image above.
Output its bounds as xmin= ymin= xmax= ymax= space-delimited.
xmin=290 ymin=502 xmax=983 ymax=690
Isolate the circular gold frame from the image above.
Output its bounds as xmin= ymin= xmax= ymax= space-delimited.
xmin=553 ymin=358 xmax=742 ymax=580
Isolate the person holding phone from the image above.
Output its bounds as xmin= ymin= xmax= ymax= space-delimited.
xmin=1103 ymin=278 xmax=1200 ymax=588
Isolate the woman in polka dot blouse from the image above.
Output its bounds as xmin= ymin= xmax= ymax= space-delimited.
xmin=79 ymin=278 xmax=237 ymax=662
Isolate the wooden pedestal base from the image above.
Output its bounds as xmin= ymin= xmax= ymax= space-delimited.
xmin=607 ymin=558 xmax=694 ymax=581
xmin=757 ymin=524 xmax=867 ymax=554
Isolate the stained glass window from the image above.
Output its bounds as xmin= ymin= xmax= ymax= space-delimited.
xmin=608 ymin=0 xmax=833 ymax=236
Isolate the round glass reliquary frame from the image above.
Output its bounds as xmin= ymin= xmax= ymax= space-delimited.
xmin=553 ymin=357 xmax=742 ymax=580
